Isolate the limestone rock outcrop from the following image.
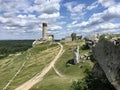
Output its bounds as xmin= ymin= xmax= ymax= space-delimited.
xmin=93 ymin=39 xmax=120 ymax=90
xmin=32 ymin=39 xmax=44 ymax=47
xmin=92 ymin=63 xmax=108 ymax=82
xmin=74 ymin=45 xmax=79 ymax=64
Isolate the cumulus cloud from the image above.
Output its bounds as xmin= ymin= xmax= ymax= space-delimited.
xmin=27 ymin=0 xmax=60 ymax=14
xmin=64 ymin=2 xmax=86 ymax=20
xmin=64 ymin=2 xmax=85 ymax=13
xmin=98 ymin=0 xmax=115 ymax=8
xmin=38 ymin=12 xmax=60 ymax=20
xmin=66 ymin=0 xmax=120 ymax=35
xmin=95 ymin=22 xmax=120 ymax=30
xmin=0 ymin=0 xmax=62 ymax=39
xmin=0 ymin=0 xmax=30 ymax=17
xmin=87 ymin=1 xmax=99 ymax=10
xmin=69 ymin=3 xmax=120 ymax=27
xmin=0 ymin=0 xmax=120 ymax=39
xmin=49 ymin=25 xmax=62 ymax=31
xmin=75 ymin=22 xmax=120 ymax=36
xmin=72 ymin=21 xmax=77 ymax=25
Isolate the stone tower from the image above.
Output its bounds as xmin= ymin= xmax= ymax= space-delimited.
xmin=42 ymin=23 xmax=48 ymax=40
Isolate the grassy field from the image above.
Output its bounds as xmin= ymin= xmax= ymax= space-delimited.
xmin=30 ymin=41 xmax=94 ymax=90
xmin=0 ymin=42 xmax=60 ymax=90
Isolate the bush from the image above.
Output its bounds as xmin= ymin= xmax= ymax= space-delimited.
xmin=71 ymin=79 xmax=88 ymax=90
xmin=71 ymin=69 xmax=116 ymax=90
xmin=81 ymin=44 xmax=90 ymax=50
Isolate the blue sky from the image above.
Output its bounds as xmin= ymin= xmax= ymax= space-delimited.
xmin=0 ymin=0 xmax=120 ymax=40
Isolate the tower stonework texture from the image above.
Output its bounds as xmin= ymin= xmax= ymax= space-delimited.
xmin=42 ymin=23 xmax=48 ymax=40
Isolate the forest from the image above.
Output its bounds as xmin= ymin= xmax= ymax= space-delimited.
xmin=0 ymin=40 xmax=34 ymax=59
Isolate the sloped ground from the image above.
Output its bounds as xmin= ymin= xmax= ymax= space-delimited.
xmin=31 ymin=41 xmax=93 ymax=90
xmin=0 ymin=42 xmax=60 ymax=90
xmin=15 ymin=43 xmax=63 ymax=90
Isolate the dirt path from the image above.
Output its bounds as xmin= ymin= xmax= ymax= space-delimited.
xmin=52 ymin=50 xmax=65 ymax=77
xmin=53 ymin=66 xmax=63 ymax=77
xmin=15 ymin=43 xmax=63 ymax=90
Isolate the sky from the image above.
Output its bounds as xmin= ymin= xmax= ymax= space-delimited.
xmin=0 ymin=0 xmax=120 ymax=40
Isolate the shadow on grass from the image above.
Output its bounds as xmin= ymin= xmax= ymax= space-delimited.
xmin=66 ymin=59 xmax=76 ymax=67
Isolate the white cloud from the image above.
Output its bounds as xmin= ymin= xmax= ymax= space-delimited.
xmin=38 ymin=12 xmax=60 ymax=20
xmin=67 ymin=21 xmax=120 ymax=36
xmin=98 ymin=0 xmax=115 ymax=8
xmin=66 ymin=1 xmax=120 ymax=36
xmin=17 ymin=14 xmax=36 ymax=19
xmin=27 ymin=0 xmax=61 ymax=14
xmin=71 ymin=4 xmax=85 ymax=13
xmin=64 ymin=2 xmax=85 ymax=13
xmin=0 ymin=0 xmax=120 ymax=39
xmin=87 ymin=1 xmax=99 ymax=10
xmin=64 ymin=2 xmax=86 ymax=20
xmin=0 ymin=0 xmax=30 ymax=17
xmin=0 ymin=17 xmax=10 ymax=23
xmin=72 ymin=21 xmax=77 ymax=24
xmin=49 ymin=25 xmax=62 ymax=31
xmin=94 ymin=22 xmax=120 ymax=30
xmin=69 ymin=3 xmax=120 ymax=29
xmin=0 ymin=0 xmax=63 ymax=39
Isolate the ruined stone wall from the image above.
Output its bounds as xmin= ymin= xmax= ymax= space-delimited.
xmin=93 ymin=40 xmax=120 ymax=90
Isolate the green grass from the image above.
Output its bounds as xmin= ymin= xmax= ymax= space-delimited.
xmin=0 ymin=52 xmax=28 ymax=90
xmin=30 ymin=41 xmax=93 ymax=90
xmin=31 ymin=68 xmax=72 ymax=90
xmin=0 ymin=41 xmax=94 ymax=90
xmin=0 ymin=42 xmax=60 ymax=90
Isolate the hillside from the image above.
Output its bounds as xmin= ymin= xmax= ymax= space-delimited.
xmin=0 ymin=42 xmax=60 ymax=90
xmin=30 ymin=41 xmax=93 ymax=90
xmin=0 ymin=41 xmax=93 ymax=90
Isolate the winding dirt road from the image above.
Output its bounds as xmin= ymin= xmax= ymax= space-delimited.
xmin=15 ymin=43 xmax=63 ymax=90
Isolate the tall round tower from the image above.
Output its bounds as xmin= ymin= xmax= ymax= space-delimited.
xmin=42 ymin=23 xmax=48 ymax=40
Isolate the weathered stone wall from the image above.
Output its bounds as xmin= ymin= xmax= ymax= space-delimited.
xmin=93 ymin=40 xmax=120 ymax=90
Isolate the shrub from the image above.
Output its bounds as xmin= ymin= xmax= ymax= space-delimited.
xmin=71 ymin=79 xmax=88 ymax=90
xmin=71 ymin=69 xmax=116 ymax=90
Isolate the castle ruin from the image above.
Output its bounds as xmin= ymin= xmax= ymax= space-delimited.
xmin=42 ymin=23 xmax=48 ymax=40
xmin=32 ymin=23 xmax=54 ymax=47
xmin=42 ymin=23 xmax=54 ymax=41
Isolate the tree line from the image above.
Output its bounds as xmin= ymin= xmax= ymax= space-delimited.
xmin=0 ymin=40 xmax=34 ymax=59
